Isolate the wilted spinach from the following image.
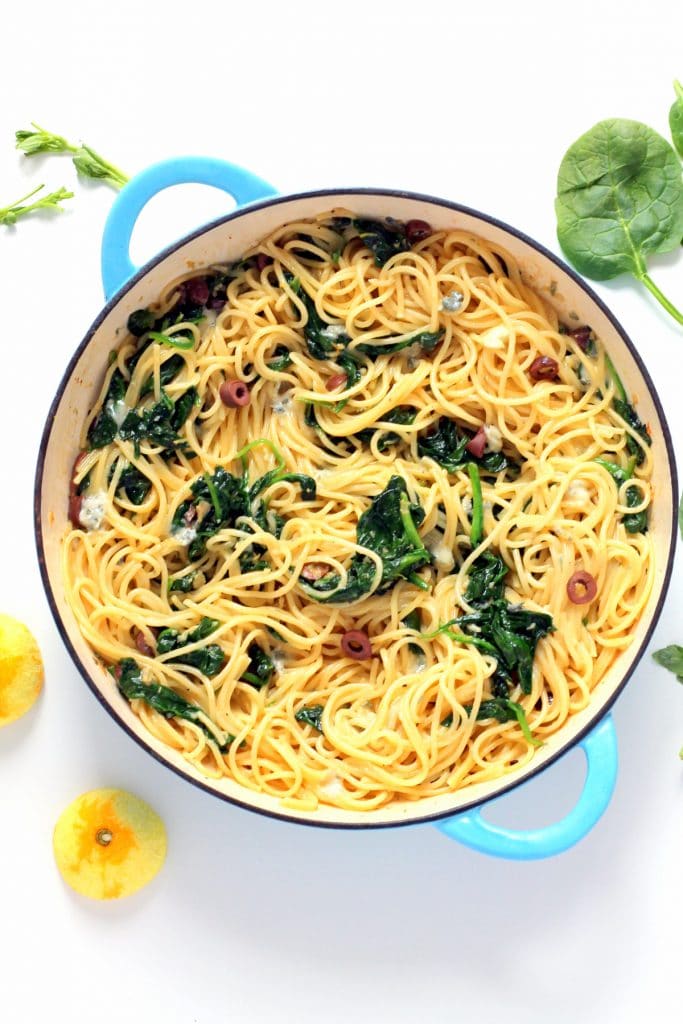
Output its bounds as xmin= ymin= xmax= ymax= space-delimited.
xmin=87 ymin=369 xmax=126 ymax=449
xmin=156 ymin=616 xmax=226 ymax=677
xmin=295 ymin=704 xmax=325 ymax=732
xmin=114 ymin=657 xmax=234 ymax=749
xmin=604 ymin=354 xmax=652 ymax=466
xmin=353 ymin=218 xmax=409 ymax=266
xmin=240 ymin=643 xmax=275 ymax=689
xmin=418 ymin=417 xmax=517 ymax=475
xmin=555 ymin=118 xmax=683 ymax=326
xmin=300 ymin=476 xmax=430 ymax=604
xmin=594 ymin=456 xmax=648 ymax=533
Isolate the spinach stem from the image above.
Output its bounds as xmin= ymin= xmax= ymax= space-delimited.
xmin=604 ymin=353 xmax=626 ymax=402
xmin=638 ymin=273 xmax=683 ymax=326
xmin=398 ymin=494 xmax=427 ymax=553
xmin=506 ymin=700 xmax=543 ymax=747
xmin=467 ymin=462 xmax=484 ymax=547
xmin=235 ymin=438 xmax=285 ymax=474
xmin=421 ymin=624 xmax=498 ymax=655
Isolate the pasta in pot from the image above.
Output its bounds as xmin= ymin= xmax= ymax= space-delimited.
xmin=62 ymin=210 xmax=654 ymax=812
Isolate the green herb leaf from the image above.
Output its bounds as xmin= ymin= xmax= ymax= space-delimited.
xmin=652 ymin=645 xmax=683 ymax=683
xmin=240 ymin=643 xmax=275 ymax=689
xmin=15 ymin=123 xmax=77 ymax=154
xmin=0 ymin=183 xmax=73 ymax=226
xmin=555 ymin=119 xmax=683 ymax=326
xmin=72 ymin=144 xmax=128 ymax=189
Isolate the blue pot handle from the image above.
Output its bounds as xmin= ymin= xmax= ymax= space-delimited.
xmin=435 ymin=714 xmax=617 ymax=859
xmin=101 ymin=156 xmax=277 ymax=300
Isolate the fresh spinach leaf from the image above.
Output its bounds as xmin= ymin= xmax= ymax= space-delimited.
xmin=670 ymin=80 xmax=683 ymax=159
xmin=652 ymin=645 xmax=683 ymax=683
xmin=555 ymin=119 xmax=683 ymax=326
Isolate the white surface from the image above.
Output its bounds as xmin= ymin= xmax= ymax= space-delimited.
xmin=1 ymin=1 xmax=682 ymax=1021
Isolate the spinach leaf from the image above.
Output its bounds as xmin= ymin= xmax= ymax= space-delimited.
xmin=357 ymin=328 xmax=444 ymax=358
xmin=354 ymin=218 xmax=409 ymax=266
xmin=442 ymin=698 xmax=538 ymax=744
xmin=117 ymin=464 xmax=151 ymax=505
xmin=418 ymin=417 xmax=516 ymax=475
xmin=594 ymin=456 xmax=648 ymax=533
xmin=139 ymin=354 xmax=185 ymax=398
xmin=295 ymin=704 xmax=325 ymax=732
xmin=604 ymin=354 xmax=652 ymax=466
xmin=301 ymin=476 xmax=430 ymax=604
xmin=652 ymin=645 xmax=683 ymax=683
xmin=355 ymin=406 xmax=417 ymax=451
xmin=119 ymin=390 xmax=192 ymax=453
xmin=168 ymin=572 xmax=197 ymax=593
xmin=114 ymin=657 xmax=233 ymax=748
xmin=402 ymin=609 xmax=423 ymax=656
xmin=127 ymin=309 xmax=155 ymax=337
xmin=288 ymin=273 xmax=350 ymax=360
xmin=426 ymin=549 xmax=554 ymax=696
xmin=240 ymin=642 xmax=275 ymax=689
xmin=87 ymin=369 xmax=126 ymax=449
xmin=555 ymin=119 xmax=683 ymax=326
xmin=670 ymin=80 xmax=683 ymax=159
xmin=156 ymin=617 xmax=225 ymax=677
xmin=267 ymin=345 xmax=293 ymax=371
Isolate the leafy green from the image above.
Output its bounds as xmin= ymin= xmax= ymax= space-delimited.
xmin=300 ymin=476 xmax=429 ymax=604
xmin=442 ymin=698 xmax=539 ymax=745
xmin=417 ymin=417 xmax=516 ymax=475
xmin=354 ymin=218 xmax=409 ymax=266
xmin=670 ymin=80 xmax=683 ymax=158
xmin=295 ymin=704 xmax=325 ymax=732
xmin=118 ymin=387 xmax=197 ymax=453
xmin=555 ymin=118 xmax=683 ymax=326
xmin=156 ymin=617 xmax=225 ymax=677
xmin=267 ymin=345 xmax=293 ymax=371
xmin=139 ymin=354 xmax=185 ymax=398
xmin=114 ymin=657 xmax=234 ymax=748
xmin=468 ymin=463 xmax=483 ymax=547
xmin=425 ymin=549 xmax=554 ymax=696
xmin=148 ymin=330 xmax=195 ymax=352
xmin=402 ymin=609 xmax=423 ymax=656
xmin=168 ymin=572 xmax=197 ymax=594
xmin=653 ymin=645 xmax=683 ymax=682
xmin=605 ymin=354 xmax=652 ymax=466
xmin=240 ymin=643 xmax=275 ymax=689
xmin=594 ymin=456 xmax=647 ymax=533
xmin=117 ymin=464 xmax=151 ymax=505
xmin=87 ymin=370 xmax=127 ymax=449
xmin=127 ymin=309 xmax=156 ymax=337
xmin=355 ymin=406 xmax=417 ymax=451
xmin=0 ymin=183 xmax=73 ymax=226
xmin=15 ymin=123 xmax=128 ymax=189
xmin=356 ymin=329 xmax=444 ymax=358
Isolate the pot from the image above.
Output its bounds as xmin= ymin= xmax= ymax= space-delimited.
xmin=34 ymin=157 xmax=678 ymax=859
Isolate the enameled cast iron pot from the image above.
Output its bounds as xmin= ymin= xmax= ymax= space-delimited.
xmin=34 ymin=157 xmax=679 ymax=859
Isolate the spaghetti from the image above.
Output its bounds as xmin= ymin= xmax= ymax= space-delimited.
xmin=62 ymin=211 xmax=654 ymax=812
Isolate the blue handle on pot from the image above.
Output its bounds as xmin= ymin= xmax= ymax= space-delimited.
xmin=435 ymin=714 xmax=617 ymax=859
xmin=100 ymin=156 xmax=277 ymax=299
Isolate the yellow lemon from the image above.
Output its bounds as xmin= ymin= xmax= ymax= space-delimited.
xmin=0 ymin=613 xmax=44 ymax=727
xmin=53 ymin=789 xmax=167 ymax=899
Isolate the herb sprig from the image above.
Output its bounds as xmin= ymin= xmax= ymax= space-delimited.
xmin=15 ymin=122 xmax=128 ymax=189
xmin=0 ymin=183 xmax=73 ymax=226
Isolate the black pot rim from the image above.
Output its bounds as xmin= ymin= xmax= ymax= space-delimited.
xmin=33 ymin=185 xmax=680 ymax=831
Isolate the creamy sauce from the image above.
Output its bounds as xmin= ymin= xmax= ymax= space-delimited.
xmin=79 ymin=492 xmax=107 ymax=531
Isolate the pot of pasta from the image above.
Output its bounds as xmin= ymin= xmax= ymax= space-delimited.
xmin=34 ymin=158 xmax=678 ymax=859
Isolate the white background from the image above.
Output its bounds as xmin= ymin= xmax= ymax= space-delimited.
xmin=2 ymin=2 xmax=683 ymax=1022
